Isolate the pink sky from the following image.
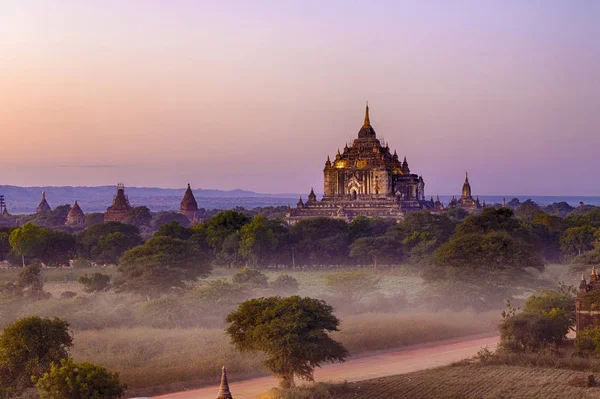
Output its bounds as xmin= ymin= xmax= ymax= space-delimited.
xmin=1 ymin=1 xmax=599 ymax=195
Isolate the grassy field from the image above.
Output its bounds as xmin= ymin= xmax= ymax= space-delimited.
xmin=72 ymin=312 xmax=498 ymax=396
xmin=335 ymin=363 xmax=600 ymax=399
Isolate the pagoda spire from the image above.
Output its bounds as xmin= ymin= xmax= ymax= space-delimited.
xmin=217 ymin=366 xmax=233 ymax=399
xmin=363 ymin=102 xmax=370 ymax=128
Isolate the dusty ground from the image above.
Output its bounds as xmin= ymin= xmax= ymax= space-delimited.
xmin=154 ymin=334 xmax=499 ymax=399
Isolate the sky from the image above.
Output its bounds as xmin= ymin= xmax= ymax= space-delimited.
xmin=1 ymin=1 xmax=599 ymax=195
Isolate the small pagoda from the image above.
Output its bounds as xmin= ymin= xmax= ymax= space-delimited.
xmin=66 ymin=201 xmax=86 ymax=227
xmin=180 ymin=183 xmax=202 ymax=223
xmin=36 ymin=191 xmax=51 ymax=213
xmin=217 ymin=366 xmax=233 ymax=399
xmin=104 ymin=184 xmax=132 ymax=223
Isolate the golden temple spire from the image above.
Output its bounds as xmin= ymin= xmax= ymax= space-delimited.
xmin=363 ymin=102 xmax=370 ymax=128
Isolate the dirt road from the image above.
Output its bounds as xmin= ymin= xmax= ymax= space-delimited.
xmin=154 ymin=334 xmax=499 ymax=399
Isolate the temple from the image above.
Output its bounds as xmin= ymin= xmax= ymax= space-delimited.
xmin=180 ymin=184 xmax=202 ymax=223
xmin=36 ymin=191 xmax=51 ymax=213
xmin=104 ymin=183 xmax=132 ymax=223
xmin=447 ymin=172 xmax=482 ymax=212
xmin=286 ymin=105 xmax=434 ymax=224
xmin=0 ymin=195 xmax=8 ymax=217
xmin=66 ymin=201 xmax=86 ymax=227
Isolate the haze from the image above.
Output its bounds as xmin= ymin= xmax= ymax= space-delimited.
xmin=1 ymin=1 xmax=599 ymax=195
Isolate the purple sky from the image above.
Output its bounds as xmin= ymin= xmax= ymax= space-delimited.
xmin=1 ymin=1 xmax=599 ymax=195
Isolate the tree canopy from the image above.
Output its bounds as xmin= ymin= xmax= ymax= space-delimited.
xmin=226 ymin=296 xmax=348 ymax=388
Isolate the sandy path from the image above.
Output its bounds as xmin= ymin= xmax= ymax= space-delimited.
xmin=153 ymin=334 xmax=499 ymax=399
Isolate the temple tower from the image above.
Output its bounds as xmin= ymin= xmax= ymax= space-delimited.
xmin=36 ymin=191 xmax=51 ymax=213
xmin=66 ymin=201 xmax=86 ymax=227
xmin=180 ymin=183 xmax=201 ymax=223
xmin=217 ymin=366 xmax=233 ymax=399
xmin=104 ymin=183 xmax=132 ymax=223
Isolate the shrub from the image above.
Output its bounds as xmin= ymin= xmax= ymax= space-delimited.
xmin=59 ymin=291 xmax=77 ymax=299
xmin=575 ymin=326 xmax=600 ymax=357
xmin=270 ymin=274 xmax=299 ymax=295
xmin=231 ymin=267 xmax=269 ymax=288
xmin=324 ymin=271 xmax=379 ymax=302
xmin=36 ymin=357 xmax=125 ymax=399
xmin=78 ymin=273 xmax=111 ymax=293
xmin=72 ymin=258 xmax=93 ymax=268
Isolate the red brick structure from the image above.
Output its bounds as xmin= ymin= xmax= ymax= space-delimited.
xmin=104 ymin=184 xmax=132 ymax=223
xmin=36 ymin=191 xmax=51 ymax=213
xmin=576 ymin=268 xmax=600 ymax=334
xmin=180 ymin=183 xmax=201 ymax=223
xmin=66 ymin=201 xmax=86 ymax=227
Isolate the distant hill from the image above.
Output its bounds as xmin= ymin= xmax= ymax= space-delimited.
xmin=0 ymin=185 xmax=299 ymax=214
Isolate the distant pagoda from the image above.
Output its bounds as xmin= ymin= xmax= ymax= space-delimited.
xmin=36 ymin=191 xmax=52 ymax=213
xmin=66 ymin=201 xmax=86 ymax=227
xmin=104 ymin=183 xmax=132 ymax=223
xmin=0 ymin=195 xmax=8 ymax=217
xmin=180 ymin=183 xmax=201 ymax=223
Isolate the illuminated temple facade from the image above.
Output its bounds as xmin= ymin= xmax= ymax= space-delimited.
xmin=286 ymin=105 xmax=435 ymax=224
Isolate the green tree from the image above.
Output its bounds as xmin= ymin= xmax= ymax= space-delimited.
xmin=36 ymin=357 xmax=125 ymax=399
xmin=226 ymin=296 xmax=348 ymax=388
xmin=571 ymin=248 xmax=600 ymax=272
xmin=124 ymin=206 xmax=152 ymax=228
xmin=560 ymin=226 xmax=597 ymax=256
xmin=154 ymin=221 xmax=193 ymax=240
xmin=92 ymin=232 xmax=134 ymax=264
xmin=289 ymin=218 xmax=349 ymax=266
xmin=239 ymin=216 xmax=279 ymax=267
xmin=0 ymin=317 xmax=72 ymax=396
xmin=347 ymin=217 xmax=395 ymax=242
xmin=116 ymin=236 xmax=210 ymax=297
xmin=515 ymin=199 xmax=544 ymax=221
xmin=231 ymin=266 xmax=269 ymax=288
xmin=44 ymin=230 xmax=76 ymax=266
xmin=152 ymin=211 xmax=192 ymax=229
xmin=77 ymin=273 xmax=111 ymax=293
xmin=454 ymin=207 xmax=523 ymax=237
xmin=17 ymin=262 xmax=45 ymax=298
xmin=349 ymin=236 xmax=403 ymax=267
xmin=77 ymin=222 xmax=142 ymax=262
xmin=270 ymin=274 xmax=300 ymax=296
xmin=0 ymin=232 xmax=10 ymax=260
xmin=324 ymin=271 xmax=380 ymax=302
xmin=9 ymin=222 xmax=49 ymax=266
xmin=85 ymin=212 xmax=105 ymax=227
xmin=204 ymin=210 xmax=251 ymax=254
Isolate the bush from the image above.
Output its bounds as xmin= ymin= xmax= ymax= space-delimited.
xmin=36 ymin=357 xmax=125 ymax=399
xmin=59 ymin=291 xmax=77 ymax=299
xmin=231 ymin=267 xmax=269 ymax=288
xmin=260 ymin=382 xmax=351 ymax=399
xmin=72 ymin=258 xmax=93 ymax=268
xmin=324 ymin=271 xmax=379 ymax=302
xmin=78 ymin=273 xmax=111 ymax=293
xmin=575 ymin=327 xmax=600 ymax=357
xmin=270 ymin=274 xmax=299 ymax=295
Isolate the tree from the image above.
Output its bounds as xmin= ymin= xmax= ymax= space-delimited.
xmin=85 ymin=212 xmax=105 ymax=227
xmin=0 ymin=232 xmax=10 ymax=260
xmin=571 ymin=248 xmax=600 ymax=272
xmin=231 ymin=266 xmax=269 ymax=288
xmin=36 ymin=357 xmax=125 ymax=399
xmin=44 ymin=230 xmax=76 ymax=266
xmin=324 ymin=271 xmax=380 ymax=302
xmin=349 ymin=236 xmax=403 ymax=267
xmin=238 ymin=216 xmax=279 ymax=267
xmin=17 ymin=262 xmax=45 ymax=299
xmin=270 ymin=274 xmax=300 ymax=296
xmin=347 ymin=217 xmax=395 ymax=242
xmin=116 ymin=236 xmax=210 ymax=297
xmin=454 ymin=207 xmax=523 ymax=237
xmin=154 ymin=221 xmax=193 ymax=240
xmin=77 ymin=222 xmax=142 ymax=261
xmin=289 ymin=218 xmax=349 ymax=266
xmin=9 ymin=222 xmax=49 ymax=266
xmin=77 ymin=273 xmax=111 ymax=293
xmin=204 ymin=210 xmax=251 ymax=254
xmin=515 ymin=199 xmax=544 ymax=221
xmin=152 ymin=211 xmax=192 ymax=230
xmin=560 ymin=226 xmax=597 ymax=256
xmin=0 ymin=317 xmax=72 ymax=396
xmin=226 ymin=296 xmax=348 ymax=388
xmin=124 ymin=206 xmax=152 ymax=229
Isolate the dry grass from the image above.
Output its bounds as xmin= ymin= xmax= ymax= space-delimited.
xmin=334 ymin=363 xmax=600 ymax=399
xmin=70 ymin=311 xmax=498 ymax=396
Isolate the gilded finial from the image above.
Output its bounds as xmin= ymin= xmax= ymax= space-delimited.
xmin=363 ymin=102 xmax=371 ymax=127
